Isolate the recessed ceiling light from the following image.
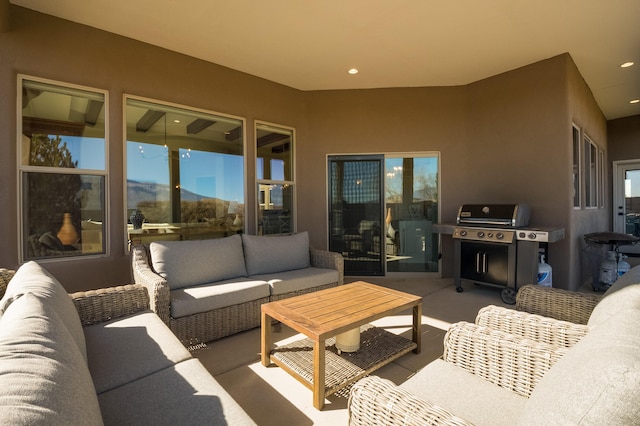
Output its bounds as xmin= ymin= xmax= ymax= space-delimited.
xmin=621 ymin=62 xmax=634 ymax=68
xmin=348 ymin=68 xmax=359 ymax=75
xmin=630 ymin=99 xmax=640 ymax=104
xmin=174 ymin=119 xmax=181 ymax=123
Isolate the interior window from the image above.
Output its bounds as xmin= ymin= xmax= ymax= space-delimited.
xmin=256 ymin=122 xmax=295 ymax=235
xmin=125 ymin=97 xmax=245 ymax=245
xmin=19 ymin=76 xmax=107 ymax=261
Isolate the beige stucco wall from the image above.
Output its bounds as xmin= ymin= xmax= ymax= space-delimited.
xmin=0 ymin=5 xmax=618 ymax=291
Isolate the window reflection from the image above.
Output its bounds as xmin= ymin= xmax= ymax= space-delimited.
xmin=19 ymin=77 xmax=107 ymax=261
xmin=126 ymin=98 xmax=245 ymax=245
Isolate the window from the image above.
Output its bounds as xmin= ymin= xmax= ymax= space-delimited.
xmin=572 ymin=124 xmax=581 ymax=208
xmin=125 ymin=97 xmax=245 ymax=245
xmin=584 ymin=135 xmax=598 ymax=208
xmin=19 ymin=76 xmax=107 ymax=261
xmin=256 ymin=122 xmax=294 ymax=235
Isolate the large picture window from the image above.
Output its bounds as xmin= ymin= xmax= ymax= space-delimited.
xmin=256 ymin=122 xmax=295 ymax=235
xmin=19 ymin=76 xmax=107 ymax=261
xmin=125 ymin=97 xmax=245 ymax=245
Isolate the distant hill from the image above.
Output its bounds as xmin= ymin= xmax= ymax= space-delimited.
xmin=127 ymin=180 xmax=226 ymax=207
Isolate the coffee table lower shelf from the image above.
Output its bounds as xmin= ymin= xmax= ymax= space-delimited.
xmin=270 ymin=324 xmax=417 ymax=398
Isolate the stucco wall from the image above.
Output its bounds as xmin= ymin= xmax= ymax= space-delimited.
xmin=0 ymin=5 xmax=615 ymax=291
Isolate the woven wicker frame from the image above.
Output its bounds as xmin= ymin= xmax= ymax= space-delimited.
xmin=443 ymin=322 xmax=568 ymax=398
xmin=70 ymin=284 xmax=150 ymax=325
xmin=0 ymin=268 xmax=16 ymax=300
xmin=515 ymin=284 xmax=601 ymax=325
xmin=348 ymin=376 xmax=474 ymax=426
xmin=131 ymin=241 xmax=344 ymax=345
xmin=476 ymin=305 xmax=589 ymax=347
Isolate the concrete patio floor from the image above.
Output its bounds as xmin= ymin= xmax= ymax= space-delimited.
xmin=192 ymin=277 xmax=513 ymax=425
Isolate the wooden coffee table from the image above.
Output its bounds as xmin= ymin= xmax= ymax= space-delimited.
xmin=261 ymin=281 xmax=422 ymax=409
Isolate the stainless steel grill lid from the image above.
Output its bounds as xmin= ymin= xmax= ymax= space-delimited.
xmin=456 ymin=204 xmax=530 ymax=228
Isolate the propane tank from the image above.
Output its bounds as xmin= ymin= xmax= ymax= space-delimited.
xmin=537 ymin=255 xmax=552 ymax=287
xmin=599 ymin=250 xmax=618 ymax=286
xmin=618 ymin=253 xmax=631 ymax=277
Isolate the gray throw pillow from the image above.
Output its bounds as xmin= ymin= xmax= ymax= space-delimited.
xmin=242 ymin=231 xmax=310 ymax=276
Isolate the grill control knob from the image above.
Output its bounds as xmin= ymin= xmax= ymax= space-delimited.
xmin=460 ymin=230 xmax=467 ymax=237
xmin=487 ymin=232 xmax=494 ymax=238
xmin=496 ymin=232 xmax=504 ymax=240
xmin=519 ymin=232 xmax=526 ymax=239
xmin=477 ymin=231 xmax=485 ymax=238
xmin=528 ymin=233 xmax=537 ymax=239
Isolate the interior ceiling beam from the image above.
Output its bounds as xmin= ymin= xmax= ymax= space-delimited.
xmin=84 ymin=99 xmax=103 ymax=126
xmin=186 ymin=118 xmax=215 ymax=134
xmin=136 ymin=110 xmax=165 ymax=132
xmin=225 ymin=126 xmax=241 ymax=142
xmin=257 ymin=132 xmax=289 ymax=147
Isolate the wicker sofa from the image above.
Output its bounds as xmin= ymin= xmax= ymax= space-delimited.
xmin=348 ymin=266 xmax=640 ymax=425
xmin=131 ymin=231 xmax=344 ymax=344
xmin=0 ymin=262 xmax=255 ymax=425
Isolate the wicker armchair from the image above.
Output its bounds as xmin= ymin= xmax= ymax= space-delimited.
xmin=348 ymin=322 xmax=568 ymax=425
xmin=515 ymin=284 xmax=601 ymax=324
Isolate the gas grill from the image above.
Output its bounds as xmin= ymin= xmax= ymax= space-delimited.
xmin=452 ymin=204 xmax=564 ymax=304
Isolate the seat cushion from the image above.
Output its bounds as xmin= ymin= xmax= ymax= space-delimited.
xmin=0 ymin=261 xmax=87 ymax=361
xmin=84 ymin=311 xmax=192 ymax=394
xmin=150 ymin=235 xmax=248 ymax=290
xmin=242 ymin=232 xmax=310 ymax=276
xmin=251 ymin=267 xmax=339 ymax=296
xmin=170 ymin=278 xmax=270 ymax=318
xmin=521 ymin=307 xmax=640 ymax=425
xmin=98 ymin=358 xmax=255 ymax=426
xmin=0 ymin=293 xmax=103 ymax=425
xmin=401 ymin=359 xmax=527 ymax=426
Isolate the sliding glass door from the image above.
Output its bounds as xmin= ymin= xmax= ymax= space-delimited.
xmin=328 ymin=153 xmax=440 ymax=276
xmin=328 ymin=155 xmax=385 ymax=276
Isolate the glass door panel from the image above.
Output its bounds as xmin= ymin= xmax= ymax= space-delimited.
xmin=614 ymin=161 xmax=640 ymax=256
xmin=385 ymin=155 xmax=439 ymax=273
xmin=328 ymin=155 xmax=384 ymax=276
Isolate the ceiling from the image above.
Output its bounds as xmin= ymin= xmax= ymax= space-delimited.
xmin=11 ymin=0 xmax=640 ymax=120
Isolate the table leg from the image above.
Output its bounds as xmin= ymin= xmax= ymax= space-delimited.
xmin=412 ymin=303 xmax=422 ymax=354
xmin=261 ymin=311 xmax=272 ymax=366
xmin=312 ymin=339 xmax=326 ymax=409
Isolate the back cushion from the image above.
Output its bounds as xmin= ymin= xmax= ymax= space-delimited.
xmin=588 ymin=282 xmax=640 ymax=328
xmin=150 ymin=235 xmax=248 ymax=290
xmin=242 ymin=232 xmax=310 ymax=276
xmin=0 ymin=293 xmax=103 ymax=425
xmin=520 ymin=307 xmax=640 ymax=425
xmin=1 ymin=261 xmax=87 ymax=361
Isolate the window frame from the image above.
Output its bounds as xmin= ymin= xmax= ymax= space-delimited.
xmin=255 ymin=121 xmax=296 ymax=235
xmin=17 ymin=75 xmax=109 ymax=263
xmin=123 ymin=95 xmax=247 ymax=248
xmin=583 ymin=133 xmax=599 ymax=209
xmin=572 ymin=124 xmax=581 ymax=209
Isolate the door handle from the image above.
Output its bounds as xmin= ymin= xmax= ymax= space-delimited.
xmin=481 ymin=252 xmax=488 ymax=273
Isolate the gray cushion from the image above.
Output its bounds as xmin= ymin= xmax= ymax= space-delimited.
xmin=242 ymin=232 xmax=310 ymax=276
xmin=521 ymin=307 xmax=640 ymax=425
xmin=98 ymin=358 xmax=256 ymax=425
xmin=0 ymin=293 xmax=103 ymax=425
xmin=2 ymin=261 xmax=87 ymax=361
xmin=150 ymin=235 xmax=248 ymax=290
xmin=171 ymin=278 xmax=270 ymax=318
xmin=588 ymin=282 xmax=640 ymax=327
xmin=401 ymin=359 xmax=527 ymax=426
xmin=251 ymin=267 xmax=339 ymax=296
xmin=84 ymin=311 xmax=192 ymax=394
